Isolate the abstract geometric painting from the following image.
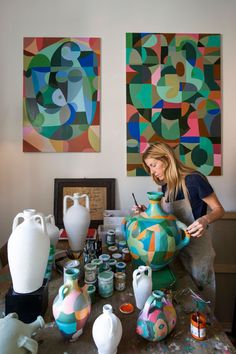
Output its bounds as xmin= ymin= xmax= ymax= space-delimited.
xmin=126 ymin=33 xmax=221 ymax=176
xmin=23 ymin=37 xmax=100 ymax=152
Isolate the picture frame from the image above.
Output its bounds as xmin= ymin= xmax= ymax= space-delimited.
xmin=54 ymin=178 xmax=116 ymax=229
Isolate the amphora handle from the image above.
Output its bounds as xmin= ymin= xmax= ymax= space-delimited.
xmin=175 ymin=220 xmax=190 ymax=250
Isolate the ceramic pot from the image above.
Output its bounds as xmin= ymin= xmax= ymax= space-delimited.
xmin=52 ymin=268 xmax=91 ymax=341
xmin=8 ymin=209 xmax=50 ymax=293
xmin=136 ymin=290 xmax=177 ymax=341
xmin=133 ymin=265 xmax=152 ymax=310
xmin=123 ymin=191 xmax=190 ymax=270
xmin=0 ymin=312 xmax=44 ymax=354
xmin=45 ymin=214 xmax=60 ymax=248
xmin=63 ymin=193 xmax=90 ymax=251
xmin=92 ymin=304 xmax=122 ymax=354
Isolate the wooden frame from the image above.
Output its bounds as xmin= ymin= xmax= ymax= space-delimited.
xmin=54 ymin=178 xmax=116 ymax=229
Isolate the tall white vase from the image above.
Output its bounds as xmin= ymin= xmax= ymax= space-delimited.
xmin=92 ymin=304 xmax=122 ymax=354
xmin=132 ymin=265 xmax=152 ymax=310
xmin=63 ymin=193 xmax=90 ymax=251
xmin=8 ymin=209 xmax=50 ymax=294
xmin=45 ymin=214 xmax=60 ymax=248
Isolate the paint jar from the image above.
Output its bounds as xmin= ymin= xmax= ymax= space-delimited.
xmin=63 ymin=259 xmax=80 ymax=283
xmin=122 ymin=247 xmax=131 ymax=262
xmin=99 ymin=254 xmax=111 ymax=271
xmin=98 ymin=271 xmax=114 ymax=298
xmin=108 ymin=258 xmax=117 ymax=272
xmin=106 ymin=230 xmax=116 ymax=246
xmin=87 ymin=284 xmax=96 ymax=304
xmin=118 ymin=240 xmax=127 ymax=252
xmin=112 ymin=253 xmax=122 ymax=262
xmin=116 ymin=261 xmax=126 ymax=273
xmin=114 ymin=272 xmax=126 ymax=291
xmin=84 ymin=263 xmax=97 ymax=282
xmin=91 ymin=258 xmax=103 ymax=274
xmin=190 ymin=312 xmax=206 ymax=341
xmin=84 ymin=278 xmax=97 ymax=289
xmin=108 ymin=245 xmax=118 ymax=256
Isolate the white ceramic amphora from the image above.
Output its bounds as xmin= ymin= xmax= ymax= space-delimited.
xmin=8 ymin=209 xmax=50 ymax=293
xmin=133 ymin=265 xmax=152 ymax=310
xmin=92 ymin=304 xmax=122 ymax=354
xmin=0 ymin=312 xmax=44 ymax=354
xmin=45 ymin=214 xmax=60 ymax=248
xmin=63 ymin=193 xmax=90 ymax=251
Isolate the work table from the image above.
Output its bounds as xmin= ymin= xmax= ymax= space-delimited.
xmin=0 ymin=247 xmax=235 ymax=354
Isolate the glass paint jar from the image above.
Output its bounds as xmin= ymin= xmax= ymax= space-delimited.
xmin=190 ymin=312 xmax=206 ymax=341
xmin=114 ymin=272 xmax=126 ymax=291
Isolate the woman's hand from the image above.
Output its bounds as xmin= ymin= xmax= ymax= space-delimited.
xmin=187 ymin=216 xmax=209 ymax=238
xmin=132 ymin=204 xmax=147 ymax=214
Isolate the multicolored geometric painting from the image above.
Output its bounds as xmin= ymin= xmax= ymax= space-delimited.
xmin=126 ymin=33 xmax=221 ymax=175
xmin=23 ymin=37 xmax=100 ymax=152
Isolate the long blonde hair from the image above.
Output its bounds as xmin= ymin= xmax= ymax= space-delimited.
xmin=142 ymin=142 xmax=195 ymax=201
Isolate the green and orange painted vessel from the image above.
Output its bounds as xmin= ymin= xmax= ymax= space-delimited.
xmin=122 ymin=192 xmax=190 ymax=271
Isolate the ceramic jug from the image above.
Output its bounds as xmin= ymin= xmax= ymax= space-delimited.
xmin=63 ymin=193 xmax=90 ymax=251
xmin=45 ymin=214 xmax=60 ymax=248
xmin=92 ymin=304 xmax=122 ymax=354
xmin=123 ymin=191 xmax=190 ymax=270
xmin=136 ymin=290 xmax=177 ymax=342
xmin=133 ymin=265 xmax=152 ymax=310
xmin=0 ymin=312 xmax=44 ymax=354
xmin=52 ymin=268 xmax=91 ymax=341
xmin=8 ymin=209 xmax=50 ymax=293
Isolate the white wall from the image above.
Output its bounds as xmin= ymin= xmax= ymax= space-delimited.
xmin=1 ymin=0 xmax=236 ymax=247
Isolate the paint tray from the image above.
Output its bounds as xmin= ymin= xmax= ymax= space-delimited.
xmin=152 ymin=265 xmax=176 ymax=291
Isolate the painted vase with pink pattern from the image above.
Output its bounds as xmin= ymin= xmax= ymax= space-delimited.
xmin=52 ymin=268 xmax=91 ymax=341
xmin=136 ymin=290 xmax=177 ymax=342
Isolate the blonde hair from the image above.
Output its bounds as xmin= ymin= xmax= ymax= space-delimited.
xmin=142 ymin=142 xmax=195 ymax=201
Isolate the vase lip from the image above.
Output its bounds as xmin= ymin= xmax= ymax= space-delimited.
xmin=103 ymin=304 xmax=113 ymax=314
xmin=23 ymin=209 xmax=37 ymax=217
xmin=152 ymin=290 xmax=164 ymax=298
xmin=65 ymin=268 xmax=79 ymax=278
xmin=147 ymin=191 xmax=164 ymax=200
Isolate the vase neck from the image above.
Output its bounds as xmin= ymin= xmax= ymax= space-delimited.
xmin=64 ymin=269 xmax=80 ymax=289
xmin=146 ymin=198 xmax=166 ymax=217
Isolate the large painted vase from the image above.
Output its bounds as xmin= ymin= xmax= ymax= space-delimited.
xmin=136 ymin=290 xmax=177 ymax=342
xmin=52 ymin=268 xmax=91 ymax=341
xmin=123 ymin=191 xmax=190 ymax=270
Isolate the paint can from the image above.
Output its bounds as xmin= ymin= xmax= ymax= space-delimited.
xmin=190 ymin=312 xmax=206 ymax=341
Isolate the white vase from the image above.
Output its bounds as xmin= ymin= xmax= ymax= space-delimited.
xmin=132 ymin=265 xmax=152 ymax=310
xmin=92 ymin=304 xmax=122 ymax=354
xmin=8 ymin=209 xmax=50 ymax=294
xmin=0 ymin=313 xmax=44 ymax=354
xmin=45 ymin=214 xmax=60 ymax=248
xmin=63 ymin=193 xmax=90 ymax=251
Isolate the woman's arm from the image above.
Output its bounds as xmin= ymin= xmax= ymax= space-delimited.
xmin=187 ymin=192 xmax=225 ymax=238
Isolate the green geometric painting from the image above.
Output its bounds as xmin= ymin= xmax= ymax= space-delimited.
xmin=126 ymin=33 xmax=221 ymax=176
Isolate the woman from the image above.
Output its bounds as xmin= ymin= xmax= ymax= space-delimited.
xmin=140 ymin=142 xmax=225 ymax=309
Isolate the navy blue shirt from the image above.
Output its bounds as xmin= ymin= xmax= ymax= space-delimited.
xmin=161 ymin=173 xmax=214 ymax=220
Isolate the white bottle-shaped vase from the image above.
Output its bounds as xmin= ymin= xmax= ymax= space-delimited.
xmin=8 ymin=209 xmax=50 ymax=293
xmin=132 ymin=265 xmax=152 ymax=310
xmin=63 ymin=193 xmax=90 ymax=252
xmin=92 ymin=304 xmax=122 ymax=354
xmin=45 ymin=214 xmax=60 ymax=248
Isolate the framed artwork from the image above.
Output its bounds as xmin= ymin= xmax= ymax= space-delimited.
xmin=54 ymin=178 xmax=116 ymax=229
xmin=126 ymin=33 xmax=221 ymax=176
xmin=23 ymin=37 xmax=101 ymax=152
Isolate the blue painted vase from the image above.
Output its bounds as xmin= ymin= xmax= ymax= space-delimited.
xmin=52 ymin=268 xmax=91 ymax=341
xmin=136 ymin=290 xmax=177 ymax=341
xmin=123 ymin=191 xmax=190 ymax=270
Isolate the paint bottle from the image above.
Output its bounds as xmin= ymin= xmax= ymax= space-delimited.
xmin=190 ymin=312 xmax=206 ymax=341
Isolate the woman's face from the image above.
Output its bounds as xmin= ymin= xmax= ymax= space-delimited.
xmin=145 ymin=158 xmax=166 ymax=181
